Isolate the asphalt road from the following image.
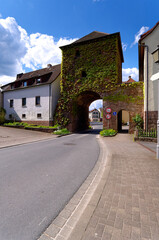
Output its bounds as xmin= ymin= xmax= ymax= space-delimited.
xmin=0 ymin=131 xmax=100 ymax=240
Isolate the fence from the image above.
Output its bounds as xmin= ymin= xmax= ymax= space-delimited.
xmin=137 ymin=128 xmax=157 ymax=138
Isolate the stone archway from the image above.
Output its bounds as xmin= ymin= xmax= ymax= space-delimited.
xmin=69 ymin=91 xmax=102 ymax=131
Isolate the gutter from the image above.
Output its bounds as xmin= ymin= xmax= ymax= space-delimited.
xmin=139 ymin=42 xmax=149 ymax=132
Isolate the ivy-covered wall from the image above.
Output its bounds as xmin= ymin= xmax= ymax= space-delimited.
xmin=54 ymin=32 xmax=143 ymax=132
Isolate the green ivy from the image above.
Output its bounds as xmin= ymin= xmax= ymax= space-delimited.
xmin=54 ymin=34 xmax=144 ymax=127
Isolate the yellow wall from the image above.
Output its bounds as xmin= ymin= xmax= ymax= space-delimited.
xmin=122 ymin=110 xmax=129 ymax=124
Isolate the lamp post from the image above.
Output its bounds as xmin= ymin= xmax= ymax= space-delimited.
xmin=151 ymin=45 xmax=159 ymax=159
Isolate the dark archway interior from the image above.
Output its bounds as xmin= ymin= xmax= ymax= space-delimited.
xmin=117 ymin=110 xmax=129 ymax=133
xmin=72 ymin=91 xmax=101 ymax=131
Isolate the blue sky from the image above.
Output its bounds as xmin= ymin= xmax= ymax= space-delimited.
xmin=0 ymin=0 xmax=158 ymax=109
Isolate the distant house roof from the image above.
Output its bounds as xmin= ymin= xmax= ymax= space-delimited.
xmin=126 ymin=76 xmax=136 ymax=83
xmin=139 ymin=21 xmax=159 ymax=42
xmin=2 ymin=64 xmax=61 ymax=92
xmin=60 ymin=31 xmax=124 ymax=63
xmin=89 ymin=108 xmax=99 ymax=113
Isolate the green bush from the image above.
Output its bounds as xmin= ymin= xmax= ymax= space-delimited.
xmin=100 ymin=129 xmax=117 ymax=137
xmin=4 ymin=122 xmax=61 ymax=129
xmin=53 ymin=128 xmax=70 ymax=135
xmin=132 ymin=114 xmax=143 ymax=130
xmin=0 ymin=108 xmax=6 ymax=124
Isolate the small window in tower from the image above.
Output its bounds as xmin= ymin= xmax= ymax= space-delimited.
xmin=82 ymin=71 xmax=87 ymax=78
xmin=75 ymin=50 xmax=80 ymax=58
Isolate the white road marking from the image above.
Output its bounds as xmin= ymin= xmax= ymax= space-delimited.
xmin=38 ymin=217 xmax=47 ymax=226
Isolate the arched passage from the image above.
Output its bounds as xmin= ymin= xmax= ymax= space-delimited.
xmin=117 ymin=109 xmax=129 ymax=133
xmin=70 ymin=91 xmax=102 ymax=131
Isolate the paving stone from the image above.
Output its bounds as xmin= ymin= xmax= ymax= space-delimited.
xmin=53 ymin=216 xmax=67 ymax=228
xmin=95 ymin=223 xmax=105 ymax=238
xmin=45 ymin=224 xmax=61 ymax=238
xmin=38 ymin=234 xmax=52 ymax=240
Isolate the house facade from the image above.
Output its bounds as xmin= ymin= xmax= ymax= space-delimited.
xmin=2 ymin=64 xmax=61 ymax=126
xmin=0 ymin=86 xmax=2 ymax=109
xmin=89 ymin=108 xmax=101 ymax=122
xmin=139 ymin=21 xmax=159 ymax=130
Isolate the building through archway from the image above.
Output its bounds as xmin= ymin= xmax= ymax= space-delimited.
xmin=118 ymin=110 xmax=129 ymax=133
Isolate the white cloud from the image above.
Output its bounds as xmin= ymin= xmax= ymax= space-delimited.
xmin=122 ymin=42 xmax=128 ymax=52
xmin=22 ymin=33 xmax=77 ymax=70
xmin=89 ymin=100 xmax=103 ymax=110
xmin=0 ymin=17 xmax=27 ymax=78
xmin=0 ymin=75 xmax=15 ymax=86
xmin=131 ymin=26 xmax=149 ymax=47
xmin=0 ymin=17 xmax=77 ymax=85
xmin=122 ymin=68 xmax=139 ymax=82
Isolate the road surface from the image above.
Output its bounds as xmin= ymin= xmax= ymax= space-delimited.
xmin=0 ymin=130 xmax=100 ymax=240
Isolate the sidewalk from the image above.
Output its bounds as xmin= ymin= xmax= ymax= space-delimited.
xmin=0 ymin=126 xmax=57 ymax=148
xmin=76 ymin=134 xmax=159 ymax=240
xmin=39 ymin=134 xmax=159 ymax=240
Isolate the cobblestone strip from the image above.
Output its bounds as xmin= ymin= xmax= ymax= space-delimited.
xmin=38 ymin=136 xmax=112 ymax=240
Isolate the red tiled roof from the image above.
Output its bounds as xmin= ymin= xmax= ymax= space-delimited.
xmin=140 ymin=21 xmax=159 ymax=41
xmin=126 ymin=76 xmax=136 ymax=83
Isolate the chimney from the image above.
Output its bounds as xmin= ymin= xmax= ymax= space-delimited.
xmin=16 ymin=73 xmax=23 ymax=80
xmin=129 ymin=76 xmax=131 ymax=79
xmin=47 ymin=64 xmax=52 ymax=68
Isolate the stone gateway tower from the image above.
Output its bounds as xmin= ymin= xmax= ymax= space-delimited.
xmin=54 ymin=31 xmax=143 ymax=133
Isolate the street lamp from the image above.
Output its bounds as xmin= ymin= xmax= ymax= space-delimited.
xmin=151 ymin=45 xmax=159 ymax=159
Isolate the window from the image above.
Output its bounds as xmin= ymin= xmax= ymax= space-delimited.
xmin=22 ymin=114 xmax=26 ymax=119
xmin=10 ymin=99 xmax=13 ymax=108
xmin=22 ymin=98 xmax=26 ymax=107
xmin=9 ymin=114 xmax=12 ymax=119
xmin=37 ymin=113 xmax=42 ymax=118
xmin=36 ymin=78 xmax=41 ymax=84
xmin=35 ymin=96 xmax=40 ymax=106
xmin=82 ymin=71 xmax=87 ymax=78
xmin=75 ymin=50 xmax=80 ymax=58
xmin=23 ymin=81 xmax=27 ymax=87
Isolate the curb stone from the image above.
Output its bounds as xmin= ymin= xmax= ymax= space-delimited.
xmin=38 ymin=135 xmax=112 ymax=240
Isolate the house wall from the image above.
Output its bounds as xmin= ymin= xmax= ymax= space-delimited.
xmin=0 ymin=88 xmax=2 ymax=108
xmin=141 ymin=25 xmax=159 ymax=112
xmin=122 ymin=110 xmax=129 ymax=124
xmin=3 ymin=85 xmax=50 ymax=124
xmin=140 ymin=25 xmax=159 ymax=129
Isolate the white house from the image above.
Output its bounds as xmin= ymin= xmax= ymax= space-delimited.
xmin=1 ymin=64 xmax=61 ymax=126
xmin=0 ymin=85 xmax=2 ymax=109
xmin=139 ymin=21 xmax=159 ymax=130
xmin=89 ymin=108 xmax=100 ymax=122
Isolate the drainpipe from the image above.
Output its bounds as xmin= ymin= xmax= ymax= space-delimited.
xmin=49 ymin=84 xmax=51 ymax=125
xmin=139 ymin=43 xmax=149 ymax=132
